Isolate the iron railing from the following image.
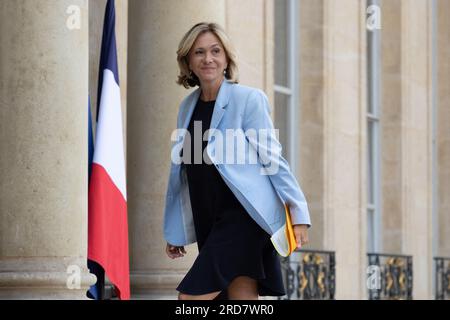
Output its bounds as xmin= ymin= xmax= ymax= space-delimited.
xmin=434 ymin=257 xmax=450 ymax=300
xmin=367 ymin=253 xmax=413 ymax=300
xmin=279 ymin=249 xmax=335 ymax=300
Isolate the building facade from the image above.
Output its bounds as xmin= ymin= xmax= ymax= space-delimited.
xmin=0 ymin=0 xmax=449 ymax=299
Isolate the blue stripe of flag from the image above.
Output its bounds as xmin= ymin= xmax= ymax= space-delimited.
xmin=96 ymin=0 xmax=119 ymax=122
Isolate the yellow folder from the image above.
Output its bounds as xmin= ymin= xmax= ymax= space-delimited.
xmin=284 ymin=203 xmax=298 ymax=255
xmin=270 ymin=203 xmax=299 ymax=257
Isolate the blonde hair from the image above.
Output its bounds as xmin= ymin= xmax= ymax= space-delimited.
xmin=176 ymin=22 xmax=239 ymax=88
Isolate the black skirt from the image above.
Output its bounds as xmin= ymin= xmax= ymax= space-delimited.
xmin=176 ymin=98 xmax=285 ymax=297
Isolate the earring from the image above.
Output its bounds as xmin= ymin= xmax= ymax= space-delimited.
xmin=223 ymin=69 xmax=227 ymax=75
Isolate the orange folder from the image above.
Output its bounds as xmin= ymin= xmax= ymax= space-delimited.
xmin=284 ymin=203 xmax=298 ymax=255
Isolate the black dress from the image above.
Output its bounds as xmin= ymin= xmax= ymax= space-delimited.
xmin=176 ymin=98 xmax=286 ymax=298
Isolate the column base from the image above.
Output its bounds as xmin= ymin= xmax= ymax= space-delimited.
xmin=0 ymin=257 xmax=96 ymax=300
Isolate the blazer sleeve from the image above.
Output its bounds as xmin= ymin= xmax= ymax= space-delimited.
xmin=242 ymin=89 xmax=311 ymax=227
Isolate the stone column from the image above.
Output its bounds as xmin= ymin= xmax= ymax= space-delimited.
xmin=380 ymin=0 xmax=403 ymax=254
xmin=298 ymin=0 xmax=326 ymax=251
xmin=400 ymin=0 xmax=434 ymax=299
xmin=322 ymin=0 xmax=368 ymax=299
xmin=127 ymin=0 xmax=226 ymax=299
xmin=0 ymin=0 xmax=95 ymax=298
xmin=437 ymin=0 xmax=450 ymax=258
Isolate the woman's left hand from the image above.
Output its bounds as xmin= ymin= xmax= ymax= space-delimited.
xmin=293 ymin=224 xmax=309 ymax=249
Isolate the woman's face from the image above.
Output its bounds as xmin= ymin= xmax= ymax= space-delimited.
xmin=188 ymin=32 xmax=228 ymax=86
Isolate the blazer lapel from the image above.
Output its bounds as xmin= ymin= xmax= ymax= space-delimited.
xmin=207 ymin=79 xmax=231 ymax=142
xmin=180 ymin=88 xmax=201 ymax=131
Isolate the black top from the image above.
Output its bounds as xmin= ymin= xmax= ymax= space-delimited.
xmin=183 ymin=98 xmax=244 ymax=248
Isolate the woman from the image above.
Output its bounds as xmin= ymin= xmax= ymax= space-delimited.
xmin=163 ymin=22 xmax=311 ymax=300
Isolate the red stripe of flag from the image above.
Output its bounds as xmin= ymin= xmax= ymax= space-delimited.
xmin=88 ymin=163 xmax=130 ymax=299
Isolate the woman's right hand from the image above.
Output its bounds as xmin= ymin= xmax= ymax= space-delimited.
xmin=166 ymin=242 xmax=186 ymax=259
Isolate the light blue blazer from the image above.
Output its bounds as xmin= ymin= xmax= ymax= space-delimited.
xmin=163 ymin=79 xmax=311 ymax=247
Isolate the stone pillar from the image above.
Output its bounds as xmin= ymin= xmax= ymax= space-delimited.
xmin=400 ymin=0 xmax=434 ymax=299
xmin=322 ymin=0 xmax=368 ymax=299
xmin=0 ymin=0 xmax=95 ymax=298
xmin=437 ymin=0 xmax=450 ymax=258
xmin=380 ymin=0 xmax=403 ymax=254
xmin=298 ymin=0 xmax=326 ymax=251
xmin=380 ymin=0 xmax=435 ymax=298
xmin=127 ymin=0 xmax=226 ymax=299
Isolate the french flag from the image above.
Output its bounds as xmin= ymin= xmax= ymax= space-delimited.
xmin=88 ymin=0 xmax=130 ymax=300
